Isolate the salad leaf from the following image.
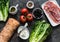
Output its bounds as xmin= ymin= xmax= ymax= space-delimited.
xmin=29 ymin=20 xmax=52 ymax=42
xmin=0 ymin=0 xmax=10 ymax=21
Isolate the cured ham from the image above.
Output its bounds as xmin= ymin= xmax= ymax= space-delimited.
xmin=44 ymin=1 xmax=60 ymax=23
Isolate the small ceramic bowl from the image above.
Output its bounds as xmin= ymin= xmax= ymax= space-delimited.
xmin=26 ymin=1 xmax=34 ymax=9
xmin=32 ymin=8 xmax=43 ymax=19
xmin=9 ymin=4 xmax=19 ymax=15
xmin=17 ymin=23 xmax=29 ymax=40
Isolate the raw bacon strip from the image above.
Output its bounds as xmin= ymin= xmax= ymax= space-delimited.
xmin=44 ymin=1 xmax=60 ymax=23
xmin=44 ymin=6 xmax=58 ymax=23
xmin=44 ymin=5 xmax=58 ymax=23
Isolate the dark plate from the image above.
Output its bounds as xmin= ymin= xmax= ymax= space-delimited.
xmin=0 ymin=0 xmax=60 ymax=42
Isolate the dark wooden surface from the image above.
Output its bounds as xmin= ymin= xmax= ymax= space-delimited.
xmin=0 ymin=0 xmax=60 ymax=42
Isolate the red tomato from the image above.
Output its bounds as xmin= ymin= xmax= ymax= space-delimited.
xmin=20 ymin=15 xmax=26 ymax=23
xmin=27 ymin=14 xmax=33 ymax=21
xmin=21 ymin=8 xmax=28 ymax=15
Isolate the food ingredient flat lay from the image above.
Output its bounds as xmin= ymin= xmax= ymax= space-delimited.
xmin=0 ymin=0 xmax=60 ymax=42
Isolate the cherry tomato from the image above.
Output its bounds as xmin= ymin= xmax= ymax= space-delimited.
xmin=27 ymin=14 xmax=33 ymax=21
xmin=21 ymin=8 xmax=28 ymax=15
xmin=20 ymin=15 xmax=26 ymax=23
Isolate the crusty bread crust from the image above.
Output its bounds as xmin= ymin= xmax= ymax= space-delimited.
xmin=0 ymin=18 xmax=20 ymax=42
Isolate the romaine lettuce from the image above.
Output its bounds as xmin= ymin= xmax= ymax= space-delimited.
xmin=0 ymin=0 xmax=9 ymax=21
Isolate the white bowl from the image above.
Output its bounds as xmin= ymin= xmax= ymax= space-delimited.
xmin=9 ymin=6 xmax=17 ymax=15
xmin=9 ymin=4 xmax=19 ymax=15
xmin=17 ymin=26 xmax=29 ymax=40
xmin=26 ymin=1 xmax=34 ymax=9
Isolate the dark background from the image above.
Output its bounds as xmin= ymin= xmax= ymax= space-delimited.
xmin=0 ymin=0 xmax=60 ymax=42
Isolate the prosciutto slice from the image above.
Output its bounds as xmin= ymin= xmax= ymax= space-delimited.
xmin=44 ymin=1 xmax=60 ymax=23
